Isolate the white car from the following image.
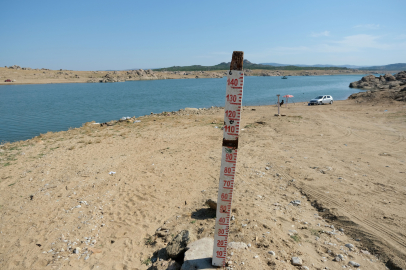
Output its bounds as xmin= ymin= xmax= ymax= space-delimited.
xmin=309 ymin=95 xmax=333 ymax=105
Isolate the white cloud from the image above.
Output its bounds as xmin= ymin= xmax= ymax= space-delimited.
xmin=259 ymin=34 xmax=400 ymax=56
xmin=353 ymin=24 xmax=381 ymax=30
xmin=331 ymin=34 xmax=389 ymax=49
xmin=310 ymin=31 xmax=330 ymax=37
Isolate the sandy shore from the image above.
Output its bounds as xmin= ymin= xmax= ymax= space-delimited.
xmin=1 ymin=99 xmax=405 ymax=269
xmin=0 ymin=67 xmax=368 ymax=86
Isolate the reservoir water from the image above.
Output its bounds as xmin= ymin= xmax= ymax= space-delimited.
xmin=0 ymin=75 xmax=365 ymax=143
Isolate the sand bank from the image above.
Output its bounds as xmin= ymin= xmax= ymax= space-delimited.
xmin=0 ymin=67 xmax=367 ymax=86
xmin=1 ymin=99 xmax=405 ymax=269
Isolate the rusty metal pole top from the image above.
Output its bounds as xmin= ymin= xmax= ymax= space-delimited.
xmin=230 ymin=51 xmax=244 ymax=71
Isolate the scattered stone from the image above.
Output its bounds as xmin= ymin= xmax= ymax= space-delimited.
xmin=349 ymin=261 xmax=360 ymax=267
xmin=166 ymin=230 xmax=195 ymax=259
xmin=228 ymin=242 xmax=248 ymax=250
xmin=345 ymin=243 xmax=354 ymax=249
xmin=181 ymin=238 xmax=216 ymax=270
xmin=184 ymin=108 xmax=198 ymax=111
xmin=73 ymin=247 xmax=81 ymax=254
xmin=268 ymin=251 xmax=275 ymax=255
xmin=291 ymin=200 xmax=301 ymax=206
xmin=154 ymin=259 xmax=181 ymax=270
xmin=291 ymin=257 xmax=303 ymax=266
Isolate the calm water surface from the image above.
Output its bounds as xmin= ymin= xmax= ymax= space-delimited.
xmin=0 ymin=75 xmax=366 ymax=143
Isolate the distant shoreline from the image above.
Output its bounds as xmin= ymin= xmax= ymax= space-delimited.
xmin=0 ymin=66 xmax=376 ymax=86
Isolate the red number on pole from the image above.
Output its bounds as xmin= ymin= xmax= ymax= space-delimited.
xmin=227 ymin=79 xmax=239 ymax=86
xmin=225 ymin=126 xmax=235 ymax=133
xmin=226 ymin=94 xmax=237 ymax=102
xmin=221 ymin=193 xmax=228 ymax=200
xmin=220 ymin=205 xmax=227 ymax=213
xmin=224 ymin=167 xmax=232 ymax=173
xmin=218 ymin=229 xmax=225 ymax=234
xmin=216 ymin=251 xmax=223 ymax=256
xmin=226 ymin=154 xmax=233 ymax=161
xmin=224 ymin=180 xmax=231 ymax=187
xmin=219 ymin=217 xmax=225 ymax=223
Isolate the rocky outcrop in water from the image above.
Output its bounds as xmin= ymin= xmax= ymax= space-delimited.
xmin=348 ymin=71 xmax=406 ymax=102
xmin=349 ymin=71 xmax=406 ymax=90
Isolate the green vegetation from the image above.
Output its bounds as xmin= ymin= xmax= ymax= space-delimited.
xmin=142 ymin=258 xmax=151 ymax=265
xmin=290 ymin=234 xmax=301 ymax=242
xmin=310 ymin=229 xmax=321 ymax=237
xmin=153 ymin=60 xmax=348 ymax=72
xmin=144 ymin=236 xmax=155 ymax=246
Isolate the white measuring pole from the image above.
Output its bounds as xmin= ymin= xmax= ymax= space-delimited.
xmin=212 ymin=51 xmax=244 ymax=267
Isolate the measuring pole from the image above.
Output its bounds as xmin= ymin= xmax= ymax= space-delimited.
xmin=277 ymin=94 xmax=280 ymax=115
xmin=212 ymin=51 xmax=244 ymax=267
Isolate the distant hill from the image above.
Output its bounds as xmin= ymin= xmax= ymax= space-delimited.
xmin=153 ymin=60 xmax=348 ymax=72
xmin=260 ymin=63 xmax=366 ymax=69
xmin=358 ymin=63 xmax=406 ymax=71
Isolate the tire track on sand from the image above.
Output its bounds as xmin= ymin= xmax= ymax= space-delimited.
xmin=298 ymin=183 xmax=406 ymax=267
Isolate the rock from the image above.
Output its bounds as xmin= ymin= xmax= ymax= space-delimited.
xmin=384 ymin=73 xmax=396 ymax=81
xmin=349 ymin=261 xmax=360 ymax=267
xmin=154 ymin=259 xmax=181 ymax=270
xmin=166 ymin=230 xmax=195 ymax=259
xmin=268 ymin=251 xmax=275 ymax=255
xmin=361 ymin=74 xmax=376 ymax=82
xmin=181 ymin=238 xmax=216 ymax=270
xmin=291 ymin=257 xmax=303 ymax=266
xmin=8 ymin=65 xmax=21 ymax=70
xmin=156 ymin=230 xmax=169 ymax=238
xmin=205 ymin=199 xmax=217 ymax=210
xmin=291 ymin=200 xmax=301 ymax=206
xmin=301 ymin=267 xmax=309 ymax=270
xmin=228 ymin=242 xmax=248 ymax=250
xmin=73 ymin=247 xmax=81 ymax=254
xmin=184 ymin=108 xmax=199 ymax=111
xmin=345 ymin=243 xmax=354 ymax=249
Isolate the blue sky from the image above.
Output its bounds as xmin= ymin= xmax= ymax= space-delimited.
xmin=1 ymin=0 xmax=405 ymax=70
